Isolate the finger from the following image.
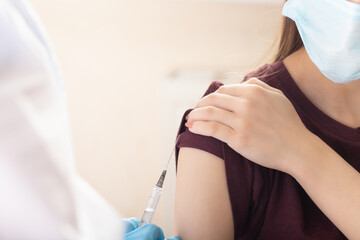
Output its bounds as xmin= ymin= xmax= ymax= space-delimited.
xmin=216 ymin=83 xmax=267 ymax=101
xmin=125 ymin=223 xmax=165 ymax=239
xmin=187 ymin=106 xmax=238 ymax=130
xmin=186 ymin=120 xmax=235 ymax=144
xmin=216 ymin=78 xmax=283 ymax=97
xmin=244 ymin=77 xmax=283 ymax=95
xmin=123 ymin=218 xmax=140 ymax=233
xmin=166 ymin=237 xmax=181 ymax=240
xmin=195 ymin=93 xmax=242 ymax=113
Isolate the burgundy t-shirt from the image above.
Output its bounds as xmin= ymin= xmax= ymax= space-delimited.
xmin=175 ymin=61 xmax=360 ymax=240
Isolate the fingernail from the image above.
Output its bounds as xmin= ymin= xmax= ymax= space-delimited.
xmin=185 ymin=122 xmax=193 ymax=128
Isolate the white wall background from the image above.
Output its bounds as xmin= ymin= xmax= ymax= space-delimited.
xmin=29 ymin=0 xmax=283 ymax=236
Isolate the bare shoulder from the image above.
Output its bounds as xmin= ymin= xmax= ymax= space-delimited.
xmin=174 ymin=147 xmax=234 ymax=240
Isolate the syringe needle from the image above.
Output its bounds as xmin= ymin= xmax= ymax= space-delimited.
xmin=164 ymin=135 xmax=180 ymax=170
xmin=165 ymin=148 xmax=175 ymax=170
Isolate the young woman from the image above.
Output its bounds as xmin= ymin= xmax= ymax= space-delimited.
xmin=174 ymin=0 xmax=360 ymax=239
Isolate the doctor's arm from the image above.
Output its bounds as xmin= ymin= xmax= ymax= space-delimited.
xmin=173 ymin=147 xmax=234 ymax=240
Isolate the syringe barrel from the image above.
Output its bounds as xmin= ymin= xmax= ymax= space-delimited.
xmin=139 ymin=186 xmax=163 ymax=227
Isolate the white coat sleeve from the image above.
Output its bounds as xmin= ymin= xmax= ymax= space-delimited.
xmin=0 ymin=0 xmax=123 ymax=239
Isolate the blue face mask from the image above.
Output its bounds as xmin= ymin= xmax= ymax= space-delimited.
xmin=282 ymin=0 xmax=360 ymax=84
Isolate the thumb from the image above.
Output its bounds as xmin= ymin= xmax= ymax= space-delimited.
xmin=122 ymin=218 xmax=140 ymax=233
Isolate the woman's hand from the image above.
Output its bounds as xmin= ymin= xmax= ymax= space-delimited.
xmin=185 ymin=78 xmax=317 ymax=173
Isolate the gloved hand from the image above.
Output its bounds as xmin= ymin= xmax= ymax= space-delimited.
xmin=123 ymin=218 xmax=181 ymax=240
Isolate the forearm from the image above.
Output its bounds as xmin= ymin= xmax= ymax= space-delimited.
xmin=289 ymin=134 xmax=360 ymax=240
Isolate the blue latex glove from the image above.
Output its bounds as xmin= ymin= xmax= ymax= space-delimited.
xmin=123 ymin=218 xmax=181 ymax=240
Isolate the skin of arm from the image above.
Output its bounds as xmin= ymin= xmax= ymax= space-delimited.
xmin=289 ymin=134 xmax=360 ymax=240
xmin=173 ymin=147 xmax=234 ymax=240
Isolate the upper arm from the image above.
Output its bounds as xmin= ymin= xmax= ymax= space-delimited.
xmin=174 ymin=147 xmax=234 ymax=240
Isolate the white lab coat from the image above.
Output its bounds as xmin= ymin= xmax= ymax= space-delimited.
xmin=0 ymin=0 xmax=123 ymax=239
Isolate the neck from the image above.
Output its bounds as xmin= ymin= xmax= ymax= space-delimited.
xmin=283 ymin=47 xmax=360 ymax=129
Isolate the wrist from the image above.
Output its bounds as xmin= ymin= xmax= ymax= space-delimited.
xmin=285 ymin=132 xmax=326 ymax=178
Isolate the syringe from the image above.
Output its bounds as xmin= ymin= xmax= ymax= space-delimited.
xmin=138 ymin=169 xmax=167 ymax=227
xmin=138 ymin=138 xmax=178 ymax=227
